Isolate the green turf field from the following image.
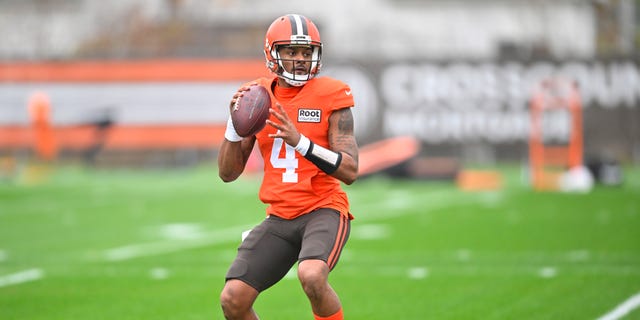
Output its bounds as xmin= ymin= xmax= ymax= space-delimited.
xmin=1 ymin=164 xmax=639 ymax=319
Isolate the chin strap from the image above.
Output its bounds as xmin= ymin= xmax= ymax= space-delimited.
xmin=284 ymin=77 xmax=308 ymax=87
xmin=279 ymin=69 xmax=311 ymax=87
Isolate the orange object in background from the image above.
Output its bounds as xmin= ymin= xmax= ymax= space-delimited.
xmin=357 ymin=136 xmax=421 ymax=177
xmin=456 ymin=170 xmax=503 ymax=191
xmin=529 ymin=78 xmax=583 ymax=191
xmin=0 ymin=59 xmax=265 ymax=152
xmin=0 ymin=59 xmax=269 ymax=82
xmin=28 ymin=92 xmax=58 ymax=161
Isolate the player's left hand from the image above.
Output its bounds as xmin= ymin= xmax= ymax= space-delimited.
xmin=267 ymin=103 xmax=301 ymax=146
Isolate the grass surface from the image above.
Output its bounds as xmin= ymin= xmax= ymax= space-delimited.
xmin=1 ymin=164 xmax=639 ymax=319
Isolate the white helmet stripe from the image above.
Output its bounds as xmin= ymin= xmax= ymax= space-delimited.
xmin=289 ymin=14 xmax=307 ymax=36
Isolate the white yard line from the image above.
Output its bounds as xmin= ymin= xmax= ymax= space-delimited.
xmin=0 ymin=268 xmax=44 ymax=288
xmin=597 ymin=291 xmax=640 ymax=320
xmin=102 ymin=225 xmax=250 ymax=262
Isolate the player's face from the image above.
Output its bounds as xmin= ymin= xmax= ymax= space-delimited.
xmin=278 ymin=45 xmax=313 ymax=75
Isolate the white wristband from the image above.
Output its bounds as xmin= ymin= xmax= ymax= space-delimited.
xmin=224 ymin=117 xmax=243 ymax=142
xmin=294 ymin=134 xmax=311 ymax=156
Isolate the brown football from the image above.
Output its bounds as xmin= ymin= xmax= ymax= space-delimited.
xmin=231 ymin=85 xmax=271 ymax=137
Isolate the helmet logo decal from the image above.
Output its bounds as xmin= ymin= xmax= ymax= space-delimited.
xmin=290 ymin=34 xmax=312 ymax=44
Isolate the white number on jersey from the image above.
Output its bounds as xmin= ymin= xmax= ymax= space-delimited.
xmin=270 ymin=137 xmax=299 ymax=183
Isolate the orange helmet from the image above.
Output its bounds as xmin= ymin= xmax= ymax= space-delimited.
xmin=264 ymin=14 xmax=322 ymax=86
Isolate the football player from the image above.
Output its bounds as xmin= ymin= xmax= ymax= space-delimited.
xmin=218 ymin=13 xmax=358 ymax=320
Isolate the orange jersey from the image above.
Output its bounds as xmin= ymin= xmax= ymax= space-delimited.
xmin=249 ymin=76 xmax=354 ymax=220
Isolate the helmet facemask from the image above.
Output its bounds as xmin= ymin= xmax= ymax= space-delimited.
xmin=270 ymin=41 xmax=322 ymax=86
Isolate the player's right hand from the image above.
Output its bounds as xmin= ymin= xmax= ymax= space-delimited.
xmin=229 ymin=82 xmax=258 ymax=113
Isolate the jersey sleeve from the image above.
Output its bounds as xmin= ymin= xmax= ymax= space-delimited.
xmin=315 ymin=77 xmax=354 ymax=111
xmin=332 ymin=83 xmax=355 ymax=111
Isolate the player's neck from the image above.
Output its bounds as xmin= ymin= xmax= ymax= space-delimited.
xmin=274 ymin=82 xmax=303 ymax=102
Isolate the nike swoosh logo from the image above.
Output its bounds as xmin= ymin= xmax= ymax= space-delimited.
xmin=345 ymin=90 xmax=352 ymax=96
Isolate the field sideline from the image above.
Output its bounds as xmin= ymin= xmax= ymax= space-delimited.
xmin=1 ymin=164 xmax=639 ymax=319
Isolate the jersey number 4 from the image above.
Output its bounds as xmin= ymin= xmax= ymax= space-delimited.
xmin=270 ymin=138 xmax=299 ymax=183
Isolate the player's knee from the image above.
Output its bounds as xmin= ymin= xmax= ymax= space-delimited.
xmin=298 ymin=260 xmax=328 ymax=296
xmin=219 ymin=289 xmax=236 ymax=317
xmin=220 ymin=285 xmax=249 ymax=318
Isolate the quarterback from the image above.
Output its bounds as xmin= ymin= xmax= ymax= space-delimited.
xmin=218 ymin=13 xmax=358 ymax=320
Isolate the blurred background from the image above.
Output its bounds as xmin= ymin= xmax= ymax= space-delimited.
xmin=0 ymin=0 xmax=638 ymax=181
xmin=2 ymin=2 xmax=640 ymax=319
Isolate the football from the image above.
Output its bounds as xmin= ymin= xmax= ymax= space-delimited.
xmin=231 ymin=85 xmax=271 ymax=137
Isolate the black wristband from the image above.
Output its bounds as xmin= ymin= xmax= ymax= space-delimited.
xmin=304 ymin=141 xmax=343 ymax=174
